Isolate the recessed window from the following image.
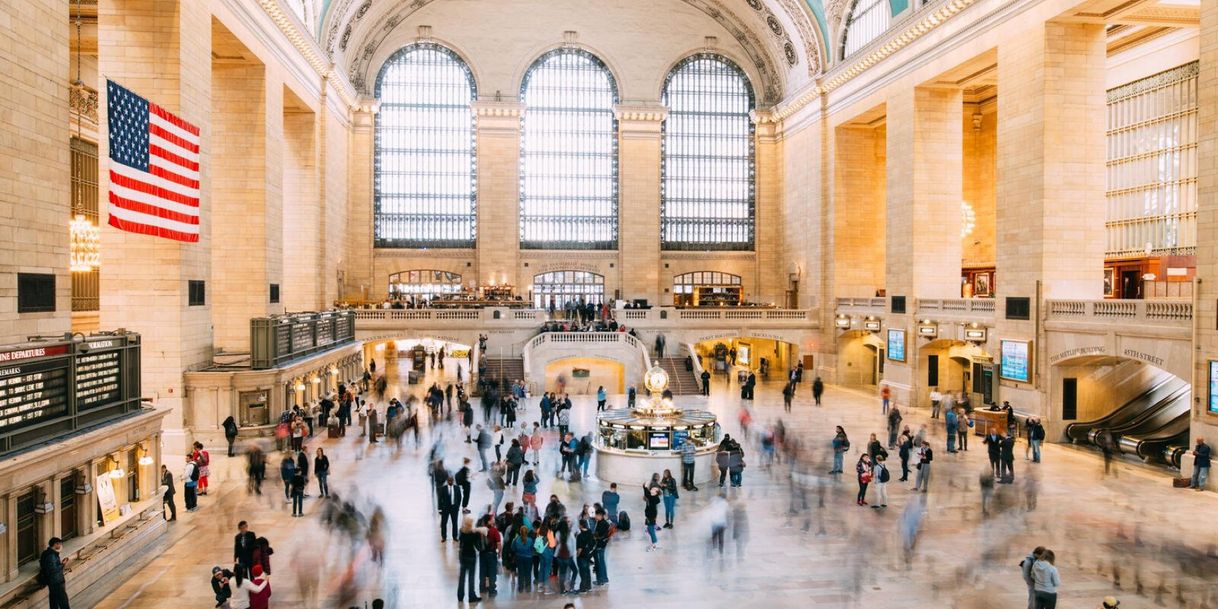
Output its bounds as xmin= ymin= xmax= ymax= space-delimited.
xmin=1005 ymin=297 xmax=1030 ymax=320
xmin=661 ymin=54 xmax=755 ymax=251
xmin=188 ymin=280 xmax=206 ymax=306
xmin=520 ymin=49 xmax=619 ymax=250
xmin=842 ymin=0 xmax=891 ymax=60
xmin=374 ymin=43 xmax=478 ymax=248
xmin=17 ymin=273 xmax=56 ymax=313
xmin=269 ymin=283 xmax=280 ymax=304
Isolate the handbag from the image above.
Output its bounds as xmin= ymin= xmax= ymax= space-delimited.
xmin=860 ymin=472 xmax=873 ymax=484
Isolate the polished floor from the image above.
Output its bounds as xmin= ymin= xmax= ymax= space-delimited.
xmin=96 ymin=357 xmax=1218 ymax=609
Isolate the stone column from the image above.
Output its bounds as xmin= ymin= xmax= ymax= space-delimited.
xmin=282 ymin=91 xmax=321 ymax=312
xmin=346 ymin=101 xmax=376 ymax=301
xmin=754 ymin=116 xmax=785 ymax=306
xmin=615 ymin=104 xmax=665 ymax=304
xmin=1188 ymin=0 xmax=1218 ymax=486
xmin=884 ymin=86 xmax=964 ymax=406
xmin=994 ymin=21 xmax=1106 ymax=416
xmin=473 ymin=102 xmax=523 ymax=289
xmin=98 ymin=0 xmax=213 ymax=456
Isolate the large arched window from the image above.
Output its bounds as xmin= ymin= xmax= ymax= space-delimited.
xmin=841 ymin=0 xmax=891 ymax=60
xmin=520 ymin=49 xmax=619 ymax=250
xmin=374 ymin=43 xmax=477 ymax=248
xmin=661 ymin=54 xmax=755 ymax=251
xmin=533 ymin=271 xmax=606 ymax=309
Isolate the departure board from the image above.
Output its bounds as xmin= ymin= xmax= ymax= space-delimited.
xmin=316 ymin=318 xmax=334 ymax=347
xmin=291 ymin=323 xmax=313 ymax=352
xmin=0 ymin=358 xmax=71 ymax=431
xmin=75 ymin=350 xmax=122 ymax=410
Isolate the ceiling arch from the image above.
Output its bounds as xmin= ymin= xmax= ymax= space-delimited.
xmin=319 ymin=0 xmax=827 ymax=103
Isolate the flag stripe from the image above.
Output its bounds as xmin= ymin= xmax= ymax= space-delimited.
xmin=108 ymin=212 xmax=200 ymax=243
xmin=109 ymin=191 xmax=200 ymax=225
xmin=150 ymin=103 xmax=201 ymax=137
xmin=109 ymin=178 xmax=200 ymax=218
xmin=111 ymin=164 xmax=199 ymax=207
xmin=107 ymin=81 xmax=201 ymax=243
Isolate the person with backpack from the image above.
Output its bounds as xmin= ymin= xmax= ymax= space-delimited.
xmin=872 ymin=454 xmax=890 ymax=508
xmin=223 ymin=416 xmax=240 ymax=457
xmin=831 ymin=427 xmax=849 ymax=474
xmin=184 ymin=456 xmax=199 ymax=512
xmin=478 ymin=514 xmax=501 ymax=597
xmin=39 ymin=537 xmax=70 ymax=609
xmin=192 ymin=442 xmax=211 ymax=496
xmin=602 ymin=483 xmax=620 ymax=525
xmin=1021 ymin=546 xmax=1046 ymax=609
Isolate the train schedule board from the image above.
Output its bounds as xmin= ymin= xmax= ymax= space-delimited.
xmin=0 ymin=345 xmax=71 ymax=432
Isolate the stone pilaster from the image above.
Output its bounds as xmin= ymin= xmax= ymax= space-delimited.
xmin=616 ymin=104 xmax=665 ymax=304
xmin=754 ymin=115 xmax=785 ymax=305
xmin=473 ymin=101 xmax=523 ymax=289
xmin=345 ymin=100 xmax=376 ymax=301
xmin=282 ymin=94 xmax=321 ymax=311
xmin=98 ymin=0 xmax=214 ymax=455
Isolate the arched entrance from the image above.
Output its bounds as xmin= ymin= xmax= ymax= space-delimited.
xmin=692 ymin=336 xmax=798 ymax=381
xmin=836 ymin=330 xmax=884 ymax=386
xmin=917 ymin=339 xmax=992 ymax=408
xmin=533 ymin=270 xmax=606 ymax=310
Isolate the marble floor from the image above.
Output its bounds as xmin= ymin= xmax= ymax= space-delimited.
xmin=96 ymin=359 xmax=1218 ymax=609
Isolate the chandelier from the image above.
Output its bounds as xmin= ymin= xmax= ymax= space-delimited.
xmin=70 ymin=214 xmax=100 ymax=271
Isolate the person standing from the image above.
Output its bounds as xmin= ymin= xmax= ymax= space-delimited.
xmin=680 ymin=438 xmax=698 ymax=490
xmin=1026 ymin=417 xmax=1044 ymax=462
xmin=1190 ymin=437 xmax=1211 ymax=491
xmin=39 ymin=537 xmax=70 ymax=609
xmin=234 ymin=521 xmax=257 ymax=571
xmin=701 ymin=370 xmax=711 ymax=396
xmin=593 ymin=508 xmax=611 ymax=584
xmin=812 ymin=376 xmax=824 ymax=406
xmin=289 ymin=469 xmax=306 ymax=517
xmin=193 ymin=442 xmax=211 ymax=496
xmin=1032 ymin=549 xmax=1060 ymax=609
xmin=929 ymin=388 xmax=942 ymax=419
xmin=1000 ymin=434 xmax=1016 ymax=483
xmin=505 ymin=439 xmax=524 ymax=486
xmin=183 ymin=457 xmax=198 ymax=512
xmin=456 ymin=458 xmax=473 ymax=509
xmin=872 ymin=455 xmax=890 ymax=508
xmin=441 ymin=477 xmax=463 ymax=542
xmin=897 ymin=428 xmax=913 ymax=482
xmin=160 ymin=464 xmax=176 ymax=522
xmin=596 ymin=386 xmax=607 ymax=411
xmin=661 ymin=469 xmax=679 ymax=528
xmin=601 ymin=483 xmax=620 ymax=524
xmin=914 ymin=441 xmax=933 ymax=492
xmin=887 ymin=406 xmax=903 ymax=449
xmin=1020 ymin=546 xmax=1046 ymax=609
xmin=643 ymin=485 xmax=661 ymax=550
xmin=782 ymin=382 xmax=794 ymax=412
xmin=984 ymin=431 xmax=1003 ymax=477
xmin=457 ymin=517 xmax=483 ymax=603
xmin=957 ymin=409 xmax=971 ymax=452
xmin=945 ymin=408 xmax=958 ymax=453
xmin=248 ymin=565 xmax=271 ymax=609
xmin=575 ymin=520 xmax=594 ymax=593
xmin=855 ymin=454 xmax=872 ymax=506
xmin=488 ymin=462 xmax=507 ymax=515
xmin=880 ymin=384 xmax=891 ymax=414
xmin=479 ymin=515 xmax=501 ymax=597
xmin=229 ymin=566 xmax=270 ymax=609
xmin=314 ymin=448 xmax=330 ymax=498
xmin=529 ymin=427 xmax=544 ymax=467
xmin=223 ymin=416 xmax=239 ymax=457
xmin=831 ymin=427 xmax=849 ymax=474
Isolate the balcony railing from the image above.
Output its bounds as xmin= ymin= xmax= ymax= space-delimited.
xmin=916 ymin=298 xmax=996 ymax=316
xmin=1045 ymin=299 xmax=1192 ymax=324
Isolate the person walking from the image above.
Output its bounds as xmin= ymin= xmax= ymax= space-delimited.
xmin=887 ymin=406 xmax=903 ymax=449
xmin=223 ymin=415 xmax=239 ymax=457
xmin=488 ymin=462 xmax=507 ymax=515
xmin=39 ymin=537 xmax=70 ymax=609
xmin=314 ymin=448 xmax=330 ymax=498
xmin=855 ymin=454 xmax=873 ymax=506
xmin=680 ymin=437 xmax=698 ymax=490
xmin=831 ymin=427 xmax=849 ymax=474
xmin=812 ymin=376 xmax=824 ymax=406
xmin=1032 ymin=549 xmax=1060 ymax=609
xmin=871 ymin=454 xmax=890 ymax=508
xmin=661 ymin=469 xmax=679 ymax=528
xmin=914 ymin=441 xmax=933 ymax=492
xmin=1190 ymin=437 xmax=1211 ymax=491
xmin=457 ymin=516 xmax=483 ymax=603
xmin=945 ymin=407 xmax=958 ymax=453
xmin=289 ymin=469 xmax=306 ymax=517
xmin=897 ymin=428 xmax=913 ymax=482
xmin=160 ymin=464 xmax=176 ymax=521
xmin=476 ymin=425 xmax=492 ymax=471
xmin=643 ymin=485 xmax=661 ymax=550
xmin=880 ymin=385 xmax=891 ymax=414
xmin=596 ymin=386 xmax=607 ymax=411
xmin=1027 ymin=417 xmax=1045 ymax=462
xmin=929 ymin=388 xmax=943 ymax=419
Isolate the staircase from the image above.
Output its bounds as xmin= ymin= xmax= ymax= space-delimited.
xmin=657 ymin=357 xmax=701 ymax=395
xmin=482 ymin=358 xmax=524 ymax=382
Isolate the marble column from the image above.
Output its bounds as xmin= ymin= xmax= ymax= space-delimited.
xmin=615 ymin=104 xmax=665 ymax=304
xmin=473 ymin=102 xmax=523 ymax=290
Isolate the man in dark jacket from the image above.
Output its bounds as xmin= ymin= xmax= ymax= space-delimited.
xmin=984 ymin=431 xmax=1003 ymax=477
xmin=1191 ymin=437 xmax=1211 ymax=491
xmin=233 ymin=521 xmax=257 ymax=570
xmin=40 ymin=537 xmax=69 ymax=609
xmin=701 ymin=370 xmax=711 ymax=396
xmin=438 ymin=477 xmax=462 ymax=541
xmin=999 ymin=435 xmax=1016 ymax=483
xmin=812 ymin=377 xmax=824 ymax=406
xmin=161 ymin=465 xmax=176 ymax=522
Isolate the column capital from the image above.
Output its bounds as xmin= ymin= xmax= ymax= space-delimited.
xmin=352 ymin=97 xmax=378 ymax=130
xmin=472 ymin=101 xmax=524 ymax=118
xmin=615 ymin=104 xmax=667 ymax=139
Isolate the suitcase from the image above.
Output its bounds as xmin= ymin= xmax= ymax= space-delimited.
xmin=327 ymin=423 xmax=342 ymax=439
xmin=1173 ymin=477 xmax=1191 ymax=488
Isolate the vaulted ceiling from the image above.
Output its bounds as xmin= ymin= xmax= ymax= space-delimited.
xmin=314 ymin=0 xmax=833 ymax=104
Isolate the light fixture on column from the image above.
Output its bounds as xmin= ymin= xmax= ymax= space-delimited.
xmin=863 ymin=316 xmax=881 ymax=332
xmin=34 ymin=487 xmax=54 ymax=514
xmin=70 ymin=214 xmax=100 ymax=271
xmin=108 ymin=453 xmax=125 ymax=479
xmin=295 ymin=381 xmax=306 ymax=392
xmin=963 ymin=322 xmax=987 ymax=343
xmin=961 ymin=201 xmax=976 ymax=239
xmin=137 ymin=442 xmax=153 ymax=466
xmin=834 ymin=314 xmax=852 ymax=329
xmin=918 ymin=319 xmax=938 ymax=338
xmin=972 ymin=112 xmax=983 ymax=132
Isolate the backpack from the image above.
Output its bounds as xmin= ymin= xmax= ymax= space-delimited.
xmin=879 ymin=464 xmax=890 ymax=483
xmin=616 ymin=511 xmax=631 ymax=531
xmin=189 ymin=463 xmax=200 ymax=483
xmin=35 ymin=562 xmax=47 ymax=587
xmin=841 ymin=438 xmax=851 ymax=451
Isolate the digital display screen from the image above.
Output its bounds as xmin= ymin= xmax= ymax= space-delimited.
xmin=0 ymin=358 xmax=70 ymax=431
xmin=1000 ymin=340 xmax=1031 ymax=383
xmin=647 ymin=432 xmax=670 ymax=450
xmin=673 ymin=430 xmax=689 ymax=448
xmin=1209 ymin=361 xmax=1218 ymax=414
xmin=75 ymin=350 xmax=122 ymax=410
xmin=887 ymin=329 xmax=905 ymax=362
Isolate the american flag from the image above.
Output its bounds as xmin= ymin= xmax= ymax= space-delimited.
xmin=106 ymin=80 xmax=201 ymax=243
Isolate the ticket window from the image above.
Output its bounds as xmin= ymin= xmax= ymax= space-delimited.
xmin=240 ymin=391 xmax=271 ymax=427
xmin=59 ymin=476 xmax=77 ymax=541
xmin=16 ymin=491 xmax=37 ymax=566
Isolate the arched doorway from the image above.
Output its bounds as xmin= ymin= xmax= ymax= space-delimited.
xmin=533 ymin=270 xmax=606 ymax=310
xmin=836 ymin=330 xmax=884 ymax=386
xmin=672 ymin=271 xmax=743 ymax=307
xmin=918 ymin=339 xmax=991 ymax=407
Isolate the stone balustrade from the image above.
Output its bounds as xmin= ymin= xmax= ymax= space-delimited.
xmin=1045 ymin=299 xmax=1192 ymax=324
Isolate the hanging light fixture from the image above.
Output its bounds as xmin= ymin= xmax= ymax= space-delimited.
xmin=70 ymin=214 xmax=100 ymax=271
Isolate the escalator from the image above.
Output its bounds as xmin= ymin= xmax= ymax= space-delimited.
xmin=1115 ymin=394 xmax=1190 ymax=464
xmin=1064 ymin=377 xmax=1189 ymax=444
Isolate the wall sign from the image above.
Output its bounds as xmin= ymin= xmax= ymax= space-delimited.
xmin=1000 ymin=339 xmax=1032 ymax=383
xmin=886 ymin=329 xmax=906 ymax=363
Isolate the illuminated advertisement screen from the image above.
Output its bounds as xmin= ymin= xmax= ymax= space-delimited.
xmin=647 ymin=432 xmax=670 ymax=450
xmin=1000 ymin=340 xmax=1031 ymax=383
xmin=886 ymin=329 xmax=906 ymax=363
xmin=1209 ymin=361 xmax=1218 ymax=414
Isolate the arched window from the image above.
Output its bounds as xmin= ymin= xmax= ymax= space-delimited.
xmin=673 ymin=271 xmax=743 ymax=307
xmin=841 ymin=0 xmax=891 ymax=60
xmin=388 ymin=270 xmax=464 ymax=302
xmin=533 ymin=271 xmax=606 ymax=309
xmin=520 ymin=49 xmax=619 ymax=250
xmin=661 ymin=54 xmax=755 ymax=251
xmin=374 ymin=43 xmax=477 ymax=248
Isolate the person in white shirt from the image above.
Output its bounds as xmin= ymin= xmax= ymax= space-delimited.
xmin=929 ymin=389 xmax=943 ymax=419
xmin=228 ymin=567 xmax=270 ymax=609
